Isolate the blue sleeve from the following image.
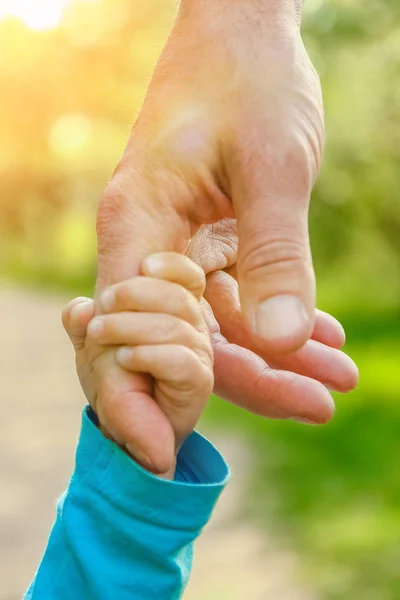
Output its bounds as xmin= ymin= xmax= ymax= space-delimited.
xmin=25 ymin=407 xmax=229 ymax=600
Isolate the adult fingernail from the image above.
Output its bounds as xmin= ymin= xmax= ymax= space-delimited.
xmin=253 ymin=295 xmax=309 ymax=341
xmin=293 ymin=417 xmax=319 ymax=425
xmin=87 ymin=317 xmax=104 ymax=338
xmin=100 ymin=289 xmax=115 ymax=312
xmin=323 ymin=383 xmax=336 ymax=392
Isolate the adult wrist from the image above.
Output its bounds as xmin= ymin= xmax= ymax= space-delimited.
xmin=179 ymin=0 xmax=303 ymax=31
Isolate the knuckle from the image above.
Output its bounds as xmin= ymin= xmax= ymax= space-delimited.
xmin=195 ymin=363 xmax=214 ymax=395
xmin=192 ymin=301 xmax=206 ymax=329
xmin=182 ymin=290 xmax=203 ymax=323
xmin=85 ymin=324 xmax=97 ymax=345
xmin=209 ymin=221 xmax=238 ymax=267
xmin=239 ymin=236 xmax=310 ymax=283
xmin=170 ymin=346 xmax=194 ymax=378
xmin=192 ymin=262 xmax=206 ymax=291
xmin=168 ymin=346 xmax=213 ymax=397
xmin=165 ymin=315 xmax=197 ymax=345
xmin=293 ymin=131 xmax=322 ymax=190
xmin=197 ymin=335 xmax=214 ymax=365
xmin=114 ymin=279 xmax=136 ymax=308
xmin=189 ymin=221 xmax=238 ymax=274
xmin=160 ymin=317 xmax=180 ymax=342
xmin=290 ymin=110 xmax=324 ymax=188
xmin=174 ymin=287 xmax=191 ymax=313
xmin=98 ymin=315 xmax=111 ymax=336
xmin=276 ymin=134 xmax=314 ymax=196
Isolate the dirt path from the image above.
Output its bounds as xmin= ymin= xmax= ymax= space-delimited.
xmin=0 ymin=285 xmax=317 ymax=600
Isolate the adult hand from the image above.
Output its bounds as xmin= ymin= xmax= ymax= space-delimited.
xmin=189 ymin=221 xmax=358 ymax=423
xmin=91 ymin=0 xmax=358 ymax=472
xmin=97 ymin=1 xmax=322 ymax=350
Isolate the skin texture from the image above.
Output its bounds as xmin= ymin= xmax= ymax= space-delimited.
xmin=90 ymin=1 xmax=359 ymax=472
xmin=188 ymin=222 xmax=358 ymax=418
xmin=64 ymin=249 xmax=357 ymax=476
xmin=62 ymin=253 xmax=214 ymax=478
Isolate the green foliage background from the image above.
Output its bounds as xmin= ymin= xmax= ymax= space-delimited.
xmin=1 ymin=1 xmax=399 ymax=598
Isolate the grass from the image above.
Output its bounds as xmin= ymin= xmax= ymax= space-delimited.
xmin=203 ymin=312 xmax=400 ymax=599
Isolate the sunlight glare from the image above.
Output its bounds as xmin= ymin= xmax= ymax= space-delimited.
xmin=0 ymin=0 xmax=71 ymax=31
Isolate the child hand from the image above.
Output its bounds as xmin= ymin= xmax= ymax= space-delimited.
xmin=62 ymin=253 xmax=213 ymax=478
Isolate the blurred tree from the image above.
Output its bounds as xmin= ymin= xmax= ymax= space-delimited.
xmin=0 ymin=0 xmax=398 ymax=309
xmin=0 ymin=0 xmax=174 ymax=286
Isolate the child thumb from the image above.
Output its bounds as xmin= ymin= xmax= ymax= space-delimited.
xmin=62 ymin=297 xmax=95 ymax=350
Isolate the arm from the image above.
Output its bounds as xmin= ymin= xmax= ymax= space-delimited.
xmin=27 ymin=253 xmax=228 ymax=598
xmin=26 ymin=408 xmax=229 ymax=600
xmin=179 ymin=0 xmax=304 ymax=27
xmin=93 ymin=0 xmax=358 ymax=470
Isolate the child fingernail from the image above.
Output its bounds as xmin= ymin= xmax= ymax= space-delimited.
xmin=116 ymin=347 xmax=132 ymax=364
xmin=88 ymin=317 xmax=104 ymax=338
xmin=143 ymin=255 xmax=163 ymax=274
xmin=100 ymin=289 xmax=115 ymax=312
xmin=70 ymin=303 xmax=85 ymax=321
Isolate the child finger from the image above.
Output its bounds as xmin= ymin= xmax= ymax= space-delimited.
xmin=99 ymin=278 xmax=205 ymax=331
xmin=116 ymin=344 xmax=213 ymax=398
xmin=142 ymin=252 xmax=206 ymax=300
xmin=87 ymin=312 xmax=212 ymax=362
xmin=95 ymin=363 xmax=176 ymax=476
xmin=62 ymin=297 xmax=95 ymax=349
xmin=115 ymin=344 xmax=214 ymax=450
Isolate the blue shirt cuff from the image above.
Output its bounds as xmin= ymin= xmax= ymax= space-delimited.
xmin=74 ymin=406 xmax=230 ymax=532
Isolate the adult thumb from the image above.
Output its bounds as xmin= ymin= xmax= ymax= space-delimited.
xmin=231 ymin=142 xmax=316 ymax=354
